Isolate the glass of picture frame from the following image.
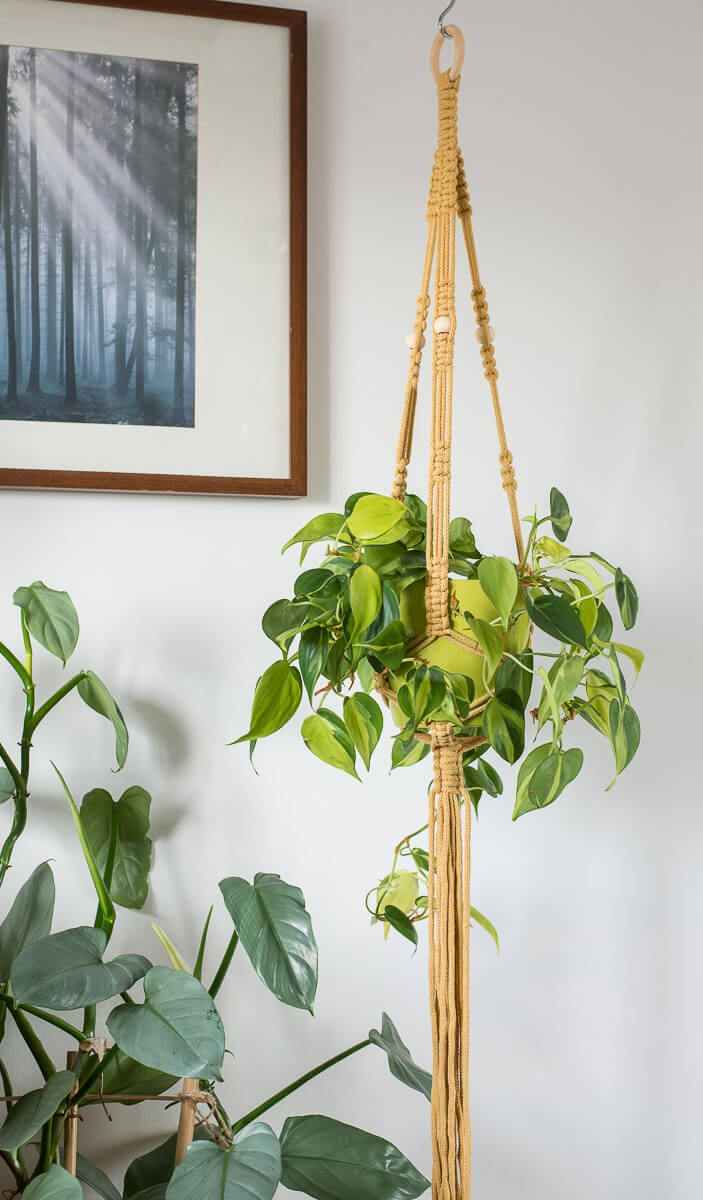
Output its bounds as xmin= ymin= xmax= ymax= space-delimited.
xmin=0 ymin=0 xmax=307 ymax=495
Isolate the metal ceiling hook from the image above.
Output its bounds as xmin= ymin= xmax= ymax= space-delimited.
xmin=438 ymin=0 xmax=457 ymax=37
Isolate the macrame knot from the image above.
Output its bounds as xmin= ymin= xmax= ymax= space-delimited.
xmin=392 ymin=460 xmax=408 ymax=500
xmin=499 ymin=449 xmax=517 ymax=492
xmin=471 ymin=284 xmax=490 ymax=326
xmin=480 ymin=344 xmax=499 ymax=382
xmin=457 ymin=153 xmax=472 ymax=216
xmin=431 ymin=722 xmax=463 ymax=792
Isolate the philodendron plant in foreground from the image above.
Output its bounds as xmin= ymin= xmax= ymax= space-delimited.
xmin=0 ymin=584 xmax=430 ymax=1198
xmin=237 ymin=487 xmax=643 ymax=946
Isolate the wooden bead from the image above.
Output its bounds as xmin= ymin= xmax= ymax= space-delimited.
xmin=434 ymin=316 xmax=451 ymax=334
xmin=406 ymin=332 xmax=426 ymax=349
xmin=475 ymin=325 xmax=495 ymax=346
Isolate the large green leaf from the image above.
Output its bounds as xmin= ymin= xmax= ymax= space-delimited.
xmin=369 ymin=1013 xmax=431 ymax=1101
xmin=513 ymin=744 xmax=584 ymax=819
xmin=13 ymin=582 xmax=79 ymax=665
xmin=360 ymin=620 xmax=406 ymax=671
xmin=77 ymin=670 xmax=129 ymax=769
xmin=125 ymin=1133 xmax=180 ymax=1198
xmin=607 ymin=700 xmax=641 ymax=786
xmin=70 ymin=1153 xmax=121 ymax=1200
xmin=477 ymin=557 xmax=517 ymax=630
xmin=0 ymin=862 xmax=55 ymax=982
xmin=11 ymin=926 xmax=149 ymax=1010
xmin=0 ymin=767 xmax=15 ymax=804
xmin=299 ymin=627 xmax=330 ymax=703
xmin=382 ymin=906 xmax=418 ymax=949
xmin=349 ymin=565 xmax=382 ymax=641
xmin=483 ymin=690 xmax=525 ymax=763
xmin=495 ymin=650 xmax=534 ymax=709
xmin=526 ymin=594 xmax=588 ymax=650
xmin=614 ymin=568 xmax=639 ymax=630
xmin=280 ymin=1115 xmax=429 ymax=1200
xmin=81 ymin=786 xmax=152 ymax=910
xmin=343 ymin=694 xmax=383 ymax=770
xmin=84 ymin=1049 xmax=177 ymax=1107
xmin=262 ymin=599 xmax=310 ymax=653
xmin=549 ymin=487 xmax=572 ymax=542
xmin=282 ymin=513 xmax=346 ymax=559
xmin=166 ymin=1125 xmax=281 ymax=1200
xmin=0 ymin=1070 xmax=75 ymax=1152
xmin=23 ymin=1166 xmax=82 ymax=1200
xmin=347 ymin=495 xmax=407 ymax=542
xmin=302 ymin=713 xmax=359 ymax=780
xmin=219 ymin=874 xmax=318 ymax=1013
xmin=107 ymin=966 xmax=225 ymax=1080
xmin=234 ymin=661 xmax=302 ymax=744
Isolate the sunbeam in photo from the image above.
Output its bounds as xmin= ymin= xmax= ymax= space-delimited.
xmin=0 ymin=44 xmax=198 ymax=427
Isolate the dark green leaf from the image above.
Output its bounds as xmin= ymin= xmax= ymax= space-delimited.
xmin=363 ymin=582 xmax=401 ymax=642
xmin=71 ymin=1153 xmax=121 ymax=1200
xmin=483 ymin=690 xmax=525 ymax=763
xmin=282 ymin=514 xmax=345 ymax=558
xmin=84 ymin=1049 xmax=177 ymax=1107
xmin=280 ymin=1115 xmax=429 ymax=1200
xmin=495 ymin=650 xmax=533 ymax=708
xmin=167 ymin=1125 xmax=281 ymax=1200
xmin=526 ymin=594 xmax=588 ymax=650
xmin=125 ymin=1131 xmax=208 ymax=1198
xmin=13 ymin=582 xmax=79 ymax=665
xmin=234 ymin=661 xmax=302 ymax=744
xmin=513 ymin=745 xmax=584 ymax=819
xmin=220 ymin=873 xmax=318 ymax=1013
xmin=77 ymin=670 xmax=129 ymax=769
xmin=23 ymin=1166 xmax=82 ymax=1200
xmin=0 ymin=1071 xmax=75 ymax=1152
xmin=607 ymin=701 xmax=641 ymax=785
xmin=294 ymin=569 xmax=334 ymax=597
xmin=462 ymin=758 xmax=503 ymax=812
xmin=107 ymin=967 xmax=225 ymax=1081
xmin=81 ymin=786 xmax=152 ymax=910
xmin=383 ymin=905 xmax=418 ymax=948
xmin=360 ymin=620 xmax=406 ymax=671
xmin=615 ymin=568 xmax=639 ymax=630
xmin=299 ymin=628 xmax=330 ymax=704
xmin=262 ymin=600 xmax=310 ymax=652
xmin=477 ymin=557 xmax=517 ymax=629
xmin=369 ymin=1013 xmax=431 ymax=1101
xmin=343 ymin=694 xmax=383 ymax=770
xmin=11 ymin=926 xmax=150 ymax=1010
xmin=593 ymin=602 xmax=614 ymax=642
xmin=0 ymin=862 xmax=55 ymax=982
xmin=302 ymin=712 xmax=360 ymax=780
xmin=549 ymin=487 xmax=572 ymax=543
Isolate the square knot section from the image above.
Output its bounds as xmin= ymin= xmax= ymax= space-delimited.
xmin=431 ymin=721 xmax=463 ymax=791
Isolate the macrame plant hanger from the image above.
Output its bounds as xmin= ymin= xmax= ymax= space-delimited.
xmin=380 ymin=14 xmax=524 ymax=1199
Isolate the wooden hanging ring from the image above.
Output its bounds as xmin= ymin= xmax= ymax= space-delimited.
xmin=430 ymin=25 xmax=465 ymax=83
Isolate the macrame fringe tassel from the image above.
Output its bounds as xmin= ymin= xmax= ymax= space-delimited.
xmin=429 ymin=723 xmax=471 ymax=1200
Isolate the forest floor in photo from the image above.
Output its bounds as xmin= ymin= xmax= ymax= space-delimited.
xmin=0 ymin=385 xmax=194 ymax=428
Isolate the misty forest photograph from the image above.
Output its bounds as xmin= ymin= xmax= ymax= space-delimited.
xmin=0 ymin=44 xmax=198 ymax=428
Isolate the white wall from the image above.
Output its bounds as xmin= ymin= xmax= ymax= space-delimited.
xmin=2 ymin=0 xmax=701 ymax=1195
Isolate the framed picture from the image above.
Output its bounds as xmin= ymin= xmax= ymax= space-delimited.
xmin=0 ymin=0 xmax=307 ymax=496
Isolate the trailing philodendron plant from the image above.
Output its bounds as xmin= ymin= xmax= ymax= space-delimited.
xmin=237 ymin=488 xmax=643 ymax=944
xmin=0 ymin=585 xmax=430 ymax=1198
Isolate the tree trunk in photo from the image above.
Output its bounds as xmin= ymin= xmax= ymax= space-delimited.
xmin=63 ymin=57 xmax=77 ymax=408
xmin=173 ymin=63 xmax=186 ymax=424
xmin=113 ymin=68 xmax=131 ymax=398
xmin=46 ymin=195 xmax=57 ymax=383
xmin=13 ymin=140 xmax=22 ymax=390
xmin=133 ymin=63 xmax=146 ymax=409
xmin=27 ymin=48 xmax=41 ymax=395
xmin=96 ymin=223 xmax=106 ymax=384
xmin=0 ymin=47 xmax=17 ymax=406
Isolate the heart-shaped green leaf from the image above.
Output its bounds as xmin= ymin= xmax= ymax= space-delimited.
xmin=77 ymin=671 xmax=129 ymax=769
xmin=262 ymin=600 xmax=310 ymax=652
xmin=343 ymin=694 xmax=383 ymax=770
xmin=549 ymin=487 xmax=572 ymax=542
xmin=360 ymin=620 xmax=406 ymax=671
xmin=382 ymin=905 xmax=418 ymax=949
xmin=369 ymin=1013 xmax=431 ymax=1101
xmin=606 ymin=701 xmax=640 ymax=787
xmin=0 ymin=1071 xmax=75 ymax=1152
xmin=299 ymin=627 xmax=330 ymax=703
xmin=234 ymin=661 xmax=302 ymax=744
xmin=11 ymin=926 xmax=150 ymax=1010
xmin=220 ymin=874 xmax=318 ymax=1013
xmin=302 ymin=713 xmax=360 ymax=780
xmin=13 ymin=582 xmax=79 ymax=665
xmin=483 ymin=690 xmax=525 ymax=763
xmin=347 ymin=495 xmax=407 ymax=542
xmin=81 ymin=786 xmax=152 ymax=909
xmin=107 ymin=967 xmax=225 ymax=1080
xmin=279 ymin=1115 xmax=429 ymax=1200
xmin=166 ymin=1124 xmax=281 ymax=1200
xmin=390 ymin=736 xmax=430 ymax=770
xmin=0 ymin=862 xmax=55 ymax=982
xmin=349 ymin=565 xmax=382 ymax=641
xmin=477 ymin=557 xmax=518 ymax=630
xmin=23 ymin=1166 xmax=82 ymax=1200
xmin=513 ymin=744 xmax=584 ymax=819
xmin=614 ymin=568 xmax=638 ymax=630
xmin=526 ymin=594 xmax=588 ymax=650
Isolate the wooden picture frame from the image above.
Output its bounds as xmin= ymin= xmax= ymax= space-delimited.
xmin=0 ymin=0 xmax=307 ymax=496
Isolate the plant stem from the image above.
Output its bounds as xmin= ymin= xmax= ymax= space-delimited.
xmin=0 ymin=640 xmax=32 ymax=688
xmin=18 ymin=1005 xmax=84 ymax=1042
xmin=28 ymin=672 xmax=85 ymax=734
xmin=230 ymin=1038 xmax=372 ymax=1135
xmin=72 ymin=1042 xmax=119 ymax=1107
xmin=9 ymin=1007 xmax=56 ymax=1081
xmin=208 ymin=932 xmax=239 ymax=999
xmin=0 ymin=1148 xmax=26 ymax=1189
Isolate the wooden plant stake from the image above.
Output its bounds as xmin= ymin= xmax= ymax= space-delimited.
xmin=63 ymin=1051 xmax=79 ymax=1177
xmin=174 ymin=1078 xmax=198 ymax=1167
